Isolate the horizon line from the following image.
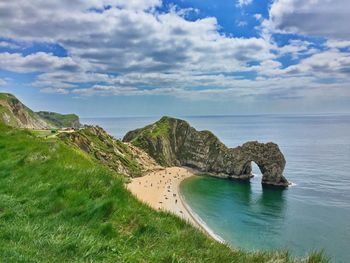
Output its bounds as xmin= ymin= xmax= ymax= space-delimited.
xmin=80 ymin=113 xmax=350 ymax=119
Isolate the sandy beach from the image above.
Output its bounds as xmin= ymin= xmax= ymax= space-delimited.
xmin=127 ymin=167 xmax=223 ymax=242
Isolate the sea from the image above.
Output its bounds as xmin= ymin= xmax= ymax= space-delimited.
xmin=82 ymin=115 xmax=350 ymax=263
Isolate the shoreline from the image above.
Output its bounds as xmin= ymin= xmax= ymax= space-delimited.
xmin=126 ymin=167 xmax=223 ymax=242
xmin=178 ymin=181 xmax=225 ymax=243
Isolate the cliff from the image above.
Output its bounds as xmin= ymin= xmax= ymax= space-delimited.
xmin=59 ymin=125 xmax=161 ymax=177
xmin=37 ymin=111 xmax=82 ymax=128
xmin=123 ymin=116 xmax=289 ymax=187
xmin=0 ymin=116 xmax=325 ymax=262
xmin=0 ymin=93 xmax=52 ymax=129
xmin=0 ymin=93 xmax=82 ymax=129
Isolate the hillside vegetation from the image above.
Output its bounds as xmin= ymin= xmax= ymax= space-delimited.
xmin=0 ymin=93 xmax=81 ymax=129
xmin=58 ymin=125 xmax=161 ymax=177
xmin=0 ymin=122 xmax=328 ymax=262
xmin=0 ymin=93 xmax=52 ymax=129
xmin=37 ymin=111 xmax=81 ymax=128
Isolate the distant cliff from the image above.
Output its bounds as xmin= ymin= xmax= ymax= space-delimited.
xmin=123 ymin=116 xmax=289 ymax=187
xmin=0 ymin=93 xmax=52 ymax=129
xmin=0 ymin=93 xmax=82 ymax=129
xmin=0 ymin=92 xmax=159 ymax=178
xmin=37 ymin=111 xmax=82 ymax=128
xmin=59 ymin=125 xmax=161 ymax=177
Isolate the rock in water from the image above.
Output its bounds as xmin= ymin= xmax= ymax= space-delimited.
xmin=123 ymin=116 xmax=289 ymax=187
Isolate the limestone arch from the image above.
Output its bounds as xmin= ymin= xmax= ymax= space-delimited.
xmin=234 ymin=141 xmax=289 ymax=187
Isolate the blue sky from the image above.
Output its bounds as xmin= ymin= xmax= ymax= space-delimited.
xmin=0 ymin=0 xmax=349 ymax=117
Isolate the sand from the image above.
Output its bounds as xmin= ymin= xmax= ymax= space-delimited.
xmin=127 ymin=167 xmax=223 ymax=242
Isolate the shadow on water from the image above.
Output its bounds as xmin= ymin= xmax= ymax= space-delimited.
xmin=226 ymin=177 xmax=253 ymax=205
xmin=259 ymin=185 xmax=287 ymax=219
xmin=226 ymin=176 xmax=288 ymax=247
xmin=184 ymin=175 xmax=289 ymax=249
xmin=218 ymin=176 xmax=288 ymax=241
xmin=225 ymin=175 xmax=287 ymax=219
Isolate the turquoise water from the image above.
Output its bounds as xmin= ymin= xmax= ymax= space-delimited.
xmin=83 ymin=115 xmax=350 ymax=262
xmin=181 ymin=176 xmax=349 ymax=262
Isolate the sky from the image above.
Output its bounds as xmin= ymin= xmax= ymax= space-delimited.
xmin=0 ymin=0 xmax=349 ymax=117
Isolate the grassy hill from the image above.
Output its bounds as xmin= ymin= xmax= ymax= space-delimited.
xmin=58 ymin=125 xmax=161 ymax=178
xmin=0 ymin=123 xmax=327 ymax=262
xmin=0 ymin=93 xmax=52 ymax=129
xmin=37 ymin=111 xmax=81 ymax=128
xmin=0 ymin=93 xmax=81 ymax=129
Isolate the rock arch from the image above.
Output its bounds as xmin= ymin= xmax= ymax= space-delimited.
xmin=124 ymin=116 xmax=290 ymax=187
xmin=227 ymin=141 xmax=289 ymax=187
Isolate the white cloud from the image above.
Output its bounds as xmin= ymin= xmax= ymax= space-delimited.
xmin=68 ymin=73 xmax=350 ymax=103
xmin=0 ymin=52 xmax=82 ymax=73
xmin=266 ymin=0 xmax=350 ymax=40
xmin=0 ymin=0 xmax=349 ymax=105
xmin=237 ymin=21 xmax=248 ymax=27
xmin=254 ymin=14 xmax=262 ymax=21
xmin=0 ymin=1 xmax=275 ymax=76
xmin=237 ymin=0 xmax=253 ymax=7
xmin=0 ymin=78 xmax=7 ymax=86
xmin=277 ymin=39 xmax=318 ymax=59
xmin=283 ymin=49 xmax=350 ymax=77
xmin=0 ymin=41 xmax=21 ymax=49
xmin=326 ymin=40 xmax=350 ymax=49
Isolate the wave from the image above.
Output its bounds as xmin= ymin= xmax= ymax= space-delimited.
xmin=289 ymin=182 xmax=297 ymax=187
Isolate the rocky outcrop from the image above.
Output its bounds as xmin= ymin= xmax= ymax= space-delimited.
xmin=0 ymin=93 xmax=82 ymax=129
xmin=37 ymin=111 xmax=82 ymax=128
xmin=59 ymin=125 xmax=161 ymax=177
xmin=123 ymin=116 xmax=289 ymax=187
xmin=0 ymin=93 xmax=53 ymax=129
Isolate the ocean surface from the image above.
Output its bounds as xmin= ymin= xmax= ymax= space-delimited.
xmin=82 ymin=115 xmax=350 ymax=262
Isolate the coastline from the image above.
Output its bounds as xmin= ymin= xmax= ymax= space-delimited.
xmin=126 ymin=167 xmax=224 ymax=242
xmin=178 ymin=180 xmax=225 ymax=243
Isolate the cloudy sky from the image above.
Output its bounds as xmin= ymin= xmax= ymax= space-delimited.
xmin=0 ymin=0 xmax=349 ymax=116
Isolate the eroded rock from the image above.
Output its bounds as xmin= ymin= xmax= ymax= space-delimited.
xmin=0 ymin=93 xmax=52 ymax=129
xmin=123 ymin=116 xmax=289 ymax=187
xmin=59 ymin=125 xmax=162 ymax=177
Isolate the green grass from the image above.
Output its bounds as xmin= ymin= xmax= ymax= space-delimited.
xmin=36 ymin=111 xmax=79 ymax=128
xmin=132 ymin=116 xmax=171 ymax=141
xmin=0 ymin=93 xmax=46 ymax=128
xmin=0 ymin=123 xmax=329 ymax=262
xmin=0 ymin=93 xmax=9 ymax=100
xmin=0 ymin=93 xmax=17 ymax=103
xmin=29 ymin=129 xmax=53 ymax=138
xmin=129 ymin=117 xmax=172 ymax=166
xmin=59 ymin=127 xmax=144 ymax=177
xmin=149 ymin=116 xmax=171 ymax=138
xmin=0 ymin=106 xmax=19 ymax=128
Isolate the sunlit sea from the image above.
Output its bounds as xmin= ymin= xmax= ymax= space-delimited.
xmin=82 ymin=115 xmax=350 ymax=262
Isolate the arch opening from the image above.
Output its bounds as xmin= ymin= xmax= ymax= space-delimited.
xmin=251 ymin=161 xmax=263 ymax=177
xmin=233 ymin=141 xmax=289 ymax=187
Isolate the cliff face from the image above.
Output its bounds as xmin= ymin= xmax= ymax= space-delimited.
xmin=0 ymin=93 xmax=82 ymax=129
xmin=0 ymin=93 xmax=52 ymax=129
xmin=123 ymin=116 xmax=289 ymax=187
xmin=59 ymin=125 xmax=161 ymax=177
xmin=37 ymin=111 xmax=82 ymax=128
